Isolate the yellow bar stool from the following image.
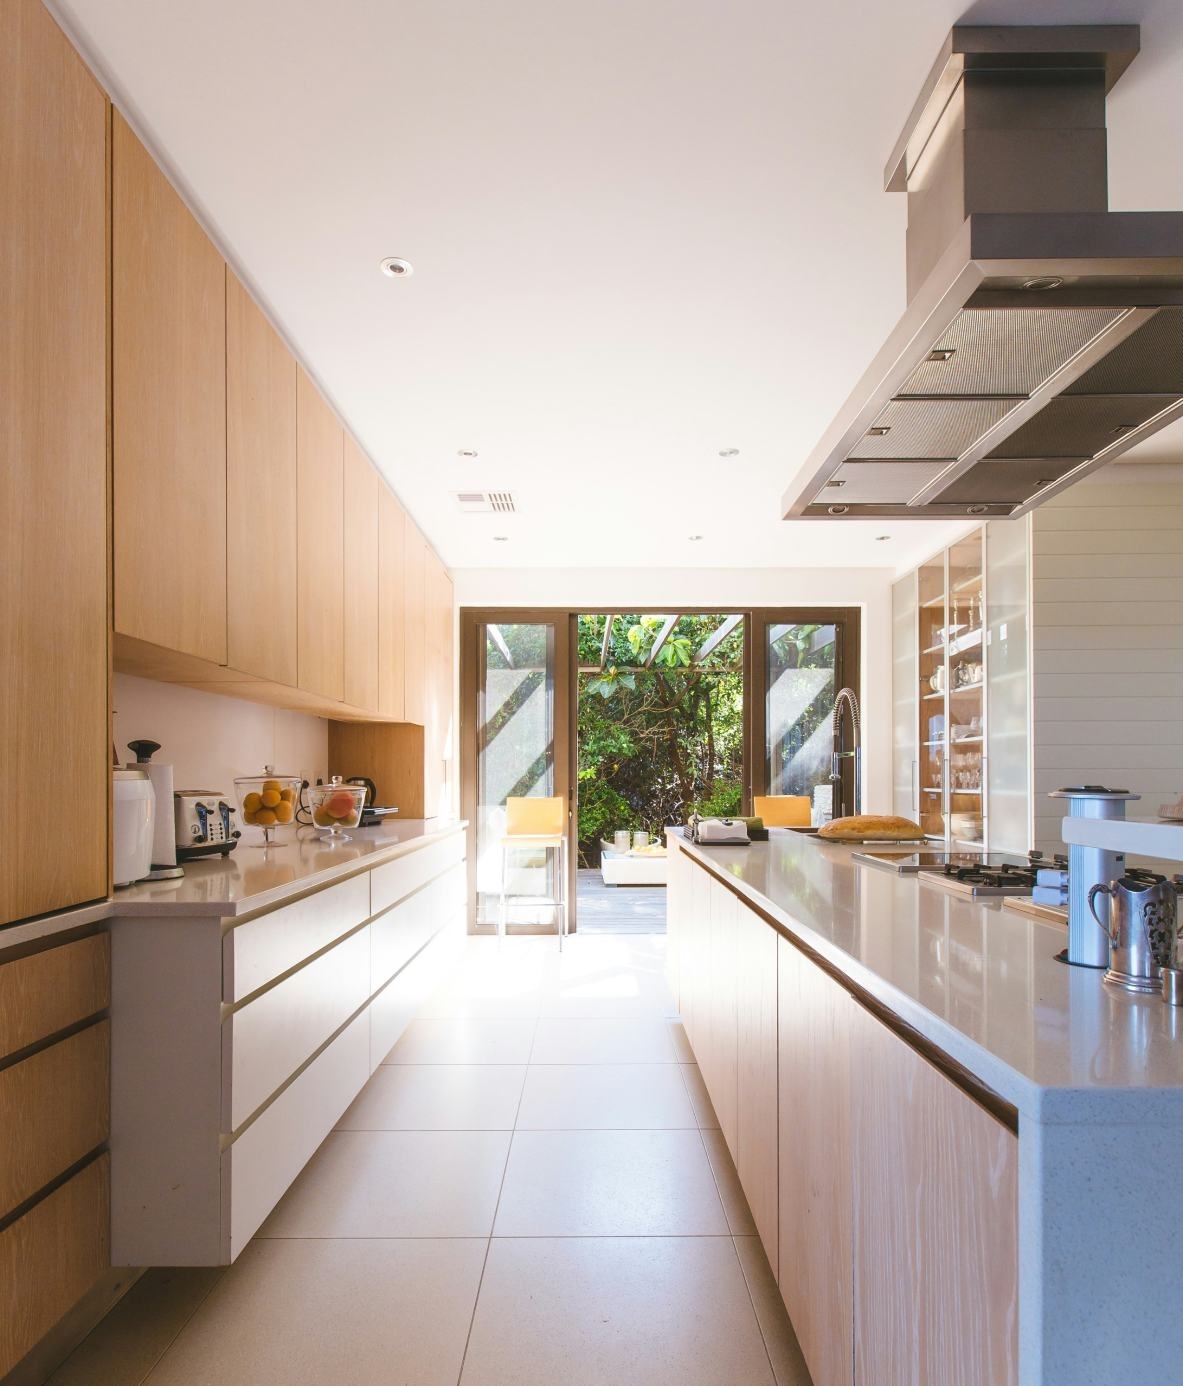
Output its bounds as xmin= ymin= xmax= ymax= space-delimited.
xmin=753 ymin=794 xmax=812 ymax=828
xmin=499 ymin=796 xmax=568 ymax=949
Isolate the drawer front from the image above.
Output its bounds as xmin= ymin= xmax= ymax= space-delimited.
xmin=0 ymin=1020 xmax=109 ymax=1217
xmin=0 ymin=934 xmax=109 ymax=1060
xmin=223 ymin=872 xmax=370 ymax=1002
xmin=226 ymin=925 xmax=370 ymax=1131
xmin=0 ymin=1153 xmax=109 ymax=1378
xmin=370 ymin=832 xmax=465 ymax=916
xmin=370 ymin=917 xmax=465 ymax=1071
xmin=370 ymin=861 xmax=466 ymax=994
xmin=224 ymin=1014 xmax=369 ymax=1261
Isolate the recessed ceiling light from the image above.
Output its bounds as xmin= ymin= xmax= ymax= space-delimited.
xmin=967 ymin=504 xmax=988 ymax=515
xmin=827 ymin=505 xmax=849 ymax=516
xmin=493 ymin=535 xmax=509 ymax=542
xmin=380 ymin=256 xmax=414 ymax=278
xmin=718 ymin=448 xmax=739 ymax=458
xmin=688 ymin=534 xmax=704 ymax=541
xmin=457 ymin=449 xmax=478 ymax=458
xmin=1021 ymin=276 xmax=1062 ymax=291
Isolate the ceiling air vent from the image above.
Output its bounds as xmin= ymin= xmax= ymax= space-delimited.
xmin=453 ymin=490 xmax=517 ymax=514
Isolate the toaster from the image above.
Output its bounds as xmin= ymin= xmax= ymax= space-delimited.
xmin=174 ymin=791 xmax=241 ymax=859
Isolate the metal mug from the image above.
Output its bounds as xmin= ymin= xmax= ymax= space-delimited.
xmin=1088 ymin=874 xmax=1178 ymax=995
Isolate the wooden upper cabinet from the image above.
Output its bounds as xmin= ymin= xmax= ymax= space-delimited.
xmin=112 ymin=111 xmax=227 ymax=664
xmin=226 ymin=272 xmax=297 ymax=685
xmin=343 ymin=437 xmax=379 ymax=710
xmin=1 ymin=0 xmax=109 ymax=924
xmin=296 ymin=368 xmax=344 ymax=702
xmin=377 ymin=486 xmax=407 ymax=719
xmin=851 ymin=1003 xmax=1018 ymax=1386
xmin=423 ymin=546 xmax=454 ymax=812
xmin=402 ymin=523 xmax=427 ymax=725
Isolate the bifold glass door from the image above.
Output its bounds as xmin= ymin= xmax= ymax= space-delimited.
xmin=465 ymin=616 xmax=572 ymax=932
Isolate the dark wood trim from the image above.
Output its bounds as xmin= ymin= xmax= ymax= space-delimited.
xmin=677 ymin=839 xmax=1019 ymax=1135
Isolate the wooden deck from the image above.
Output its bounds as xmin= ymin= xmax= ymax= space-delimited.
xmin=576 ymin=869 xmax=666 ymax=934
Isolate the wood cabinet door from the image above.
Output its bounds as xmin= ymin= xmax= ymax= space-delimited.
xmin=343 ymin=436 xmax=379 ymax=710
xmin=1 ymin=0 xmax=109 ymax=923
xmin=777 ymin=936 xmax=853 ymax=1386
xmin=112 ymin=112 xmax=227 ymax=664
xmin=707 ymin=881 xmax=738 ymax=1158
xmin=296 ymin=368 xmax=344 ymax=701
xmin=423 ymin=550 xmax=453 ymax=813
xmin=402 ymin=523 xmax=427 ymax=724
xmin=226 ymin=271 xmax=297 ymax=684
xmin=377 ymin=486 xmax=406 ymax=719
xmin=736 ymin=902 xmax=778 ymax=1276
xmin=851 ymin=1004 xmax=1018 ymax=1386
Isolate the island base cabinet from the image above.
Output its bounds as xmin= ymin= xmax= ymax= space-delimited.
xmin=777 ymin=935 xmax=853 ymax=1386
xmin=850 ymin=1002 xmax=1018 ymax=1386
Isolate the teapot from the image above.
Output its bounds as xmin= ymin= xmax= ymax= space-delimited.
xmin=1088 ymin=872 xmax=1180 ymax=995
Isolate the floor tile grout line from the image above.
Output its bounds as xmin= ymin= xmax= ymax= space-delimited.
xmin=130 ymin=1270 xmax=227 ymax=1386
xmin=730 ymin=1233 xmax=783 ymax=1386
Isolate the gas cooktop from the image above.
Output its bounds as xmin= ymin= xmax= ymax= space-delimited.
xmin=919 ymin=860 xmax=1041 ymax=898
xmin=851 ymin=849 xmax=1028 ymax=875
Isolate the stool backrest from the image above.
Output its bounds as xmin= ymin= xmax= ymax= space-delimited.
xmin=505 ymin=795 xmax=565 ymax=838
xmin=753 ymin=794 xmax=811 ymax=828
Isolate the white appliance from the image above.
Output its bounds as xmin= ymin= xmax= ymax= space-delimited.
xmin=113 ymin=767 xmax=155 ymax=887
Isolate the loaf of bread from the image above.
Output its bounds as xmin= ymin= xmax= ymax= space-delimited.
xmin=817 ymin=814 xmax=924 ymax=841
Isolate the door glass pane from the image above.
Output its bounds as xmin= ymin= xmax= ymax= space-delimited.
xmin=476 ymin=622 xmax=558 ymax=928
xmin=765 ymin=623 xmax=839 ymax=815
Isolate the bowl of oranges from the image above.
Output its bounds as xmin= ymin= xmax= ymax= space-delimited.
xmin=233 ymin=766 xmax=302 ymax=847
xmin=307 ymin=776 xmax=367 ymax=841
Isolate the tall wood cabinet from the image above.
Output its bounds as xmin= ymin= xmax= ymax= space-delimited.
xmin=1 ymin=0 xmax=109 ymax=925
xmin=344 ymin=435 xmax=380 ymax=710
xmin=403 ymin=523 xmax=427 ymax=725
xmin=112 ymin=112 xmax=227 ymax=666
xmin=226 ymin=270 xmax=298 ymax=685
xmin=378 ymin=486 xmax=407 ymax=720
xmin=296 ymin=368 xmax=345 ymax=702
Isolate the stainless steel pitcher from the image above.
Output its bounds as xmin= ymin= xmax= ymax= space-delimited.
xmin=1088 ymin=873 xmax=1179 ymax=995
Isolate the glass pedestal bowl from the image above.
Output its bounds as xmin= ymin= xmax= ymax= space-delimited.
xmin=233 ymin=765 xmax=303 ymax=848
xmin=307 ymin=776 xmax=366 ymax=841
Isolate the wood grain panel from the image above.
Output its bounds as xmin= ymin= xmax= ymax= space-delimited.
xmin=735 ymin=902 xmax=778 ymax=1276
xmin=851 ymin=1001 xmax=1017 ymax=1386
xmin=343 ymin=436 xmax=380 ymax=710
xmin=777 ymin=935 xmax=852 ymax=1386
xmin=226 ymin=270 xmax=297 ymax=685
xmin=423 ymin=547 xmax=454 ymax=815
xmin=0 ymin=1154 xmax=109 ymax=1378
xmin=327 ymin=722 xmax=426 ymax=818
xmin=402 ymin=523 xmax=427 ymax=725
xmin=0 ymin=0 xmax=109 ymax=924
xmin=707 ymin=881 xmax=738 ymax=1160
xmin=0 ymin=935 xmax=109 ymax=1060
xmin=296 ymin=368 xmax=344 ymax=701
xmin=0 ymin=1021 xmax=109 ymax=1216
xmin=377 ymin=485 xmax=407 ymax=719
xmin=112 ymin=111 xmax=227 ymax=664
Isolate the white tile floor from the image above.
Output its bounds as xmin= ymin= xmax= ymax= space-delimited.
xmin=48 ymin=935 xmax=812 ymax=1386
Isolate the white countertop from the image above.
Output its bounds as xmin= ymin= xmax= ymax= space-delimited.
xmin=1 ymin=820 xmax=466 ymax=941
xmin=673 ymin=829 xmax=1183 ymax=1124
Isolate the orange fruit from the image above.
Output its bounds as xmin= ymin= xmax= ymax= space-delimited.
xmin=279 ymin=787 xmax=296 ymax=804
xmin=274 ymin=800 xmax=294 ymax=824
xmin=326 ymin=791 xmax=356 ymax=820
xmin=260 ymin=788 xmax=281 ymax=809
xmin=262 ymin=778 xmax=281 ymax=793
xmin=313 ymin=806 xmax=335 ymax=827
xmin=242 ymin=792 xmax=262 ymax=814
xmin=255 ymin=808 xmax=278 ymax=827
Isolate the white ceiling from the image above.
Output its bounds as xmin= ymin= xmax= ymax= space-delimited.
xmin=53 ymin=0 xmax=1183 ymax=573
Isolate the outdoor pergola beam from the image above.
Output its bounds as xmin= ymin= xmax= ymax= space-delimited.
xmin=645 ymin=615 xmax=679 ymax=667
xmin=487 ymin=623 xmax=514 ymax=669
xmin=599 ymin=615 xmax=616 ymax=671
xmin=694 ymin=614 xmax=742 ymax=663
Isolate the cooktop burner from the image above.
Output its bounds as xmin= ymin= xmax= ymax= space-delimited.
xmin=852 ymin=849 xmax=1027 ymax=875
xmin=921 ymin=860 xmax=1040 ymax=897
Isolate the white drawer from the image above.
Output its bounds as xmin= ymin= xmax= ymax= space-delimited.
xmin=225 ymin=926 xmax=370 ymax=1132
xmin=370 ymin=861 xmax=466 ymax=993
xmin=370 ymin=832 xmax=465 ymax=916
xmin=223 ymin=872 xmax=370 ymax=1002
xmin=369 ymin=919 xmax=465 ymax=1071
xmin=223 ymin=1012 xmax=369 ymax=1260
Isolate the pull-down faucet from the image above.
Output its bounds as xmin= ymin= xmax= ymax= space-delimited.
xmin=830 ymin=687 xmax=861 ymax=820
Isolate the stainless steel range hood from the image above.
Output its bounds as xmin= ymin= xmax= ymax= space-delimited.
xmin=784 ymin=26 xmax=1183 ymax=521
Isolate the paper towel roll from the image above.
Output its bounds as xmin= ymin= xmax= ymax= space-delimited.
xmin=146 ymin=760 xmax=177 ymax=867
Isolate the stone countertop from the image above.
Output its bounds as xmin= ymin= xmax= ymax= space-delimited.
xmin=1 ymin=821 xmax=467 ymax=943
xmin=672 ymin=828 xmax=1183 ymax=1124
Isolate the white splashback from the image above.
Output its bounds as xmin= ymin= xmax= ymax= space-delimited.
xmin=113 ymin=674 xmax=328 ymax=796
xmin=1031 ymin=473 xmax=1183 ymax=857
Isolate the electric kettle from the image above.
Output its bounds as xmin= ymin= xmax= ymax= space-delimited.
xmin=1088 ymin=872 xmax=1180 ymax=995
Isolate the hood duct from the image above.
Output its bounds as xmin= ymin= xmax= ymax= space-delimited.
xmin=784 ymin=26 xmax=1183 ymax=520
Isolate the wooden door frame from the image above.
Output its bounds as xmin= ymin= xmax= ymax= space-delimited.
xmin=460 ymin=606 xmax=861 ymax=934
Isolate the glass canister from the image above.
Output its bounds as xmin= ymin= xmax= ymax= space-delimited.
xmin=233 ymin=765 xmax=303 ymax=847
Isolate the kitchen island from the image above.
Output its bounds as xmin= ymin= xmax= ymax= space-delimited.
xmin=108 ymin=819 xmax=467 ymax=1266
xmin=667 ymin=827 xmax=1182 ymax=1386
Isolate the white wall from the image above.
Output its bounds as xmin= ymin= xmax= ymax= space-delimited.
xmin=1031 ymin=473 xmax=1183 ymax=855
xmin=451 ymin=566 xmax=895 ymax=814
xmin=113 ymin=674 xmax=328 ymax=805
